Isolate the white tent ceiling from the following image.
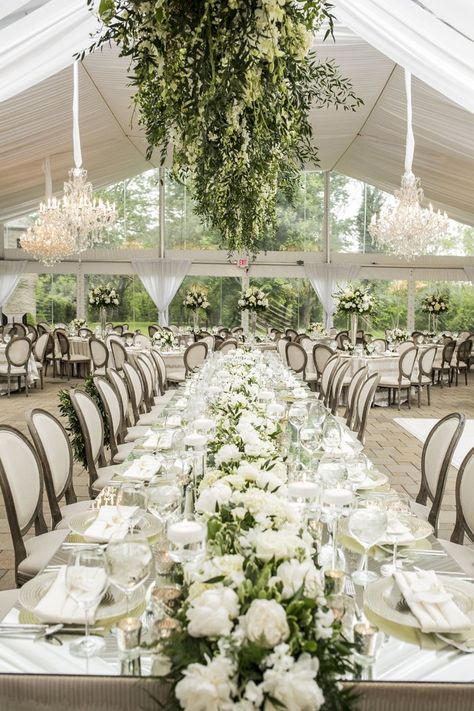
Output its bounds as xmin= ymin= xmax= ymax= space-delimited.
xmin=0 ymin=0 xmax=473 ymax=231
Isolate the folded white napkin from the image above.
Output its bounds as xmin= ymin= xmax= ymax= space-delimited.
xmin=394 ymin=570 xmax=471 ymax=633
xmin=84 ymin=505 xmax=138 ymax=541
xmin=123 ymin=455 xmax=160 ymax=482
xmin=142 ymin=431 xmax=174 ymax=450
xmin=166 ymin=415 xmax=182 ymax=428
xmin=384 ymin=513 xmax=415 ymax=542
xmin=34 ymin=567 xmax=107 ymax=624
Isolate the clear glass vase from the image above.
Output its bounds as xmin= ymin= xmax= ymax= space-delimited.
xmin=192 ymin=310 xmax=199 ymax=332
xmin=250 ymin=311 xmax=257 ymax=337
xmin=100 ymin=306 xmax=107 ymax=339
xmin=350 ymin=313 xmax=358 ymax=345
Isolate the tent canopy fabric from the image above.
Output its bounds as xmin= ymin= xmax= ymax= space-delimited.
xmin=0 ymin=0 xmax=474 ymax=232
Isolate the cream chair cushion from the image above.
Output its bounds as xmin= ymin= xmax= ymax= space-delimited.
xmin=91 ymin=465 xmax=120 ymax=494
xmin=378 ymin=376 xmax=411 ymax=387
xmin=18 ymin=529 xmax=69 ymax=579
xmin=124 ymin=426 xmax=150 ymax=442
xmin=112 ymin=442 xmax=135 ymax=464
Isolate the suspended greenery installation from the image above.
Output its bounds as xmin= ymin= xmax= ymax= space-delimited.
xmin=90 ymin=0 xmax=362 ymax=254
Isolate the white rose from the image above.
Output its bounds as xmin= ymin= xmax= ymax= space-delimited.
xmin=196 ymin=481 xmax=232 ymax=514
xmin=241 ymin=599 xmax=289 ymax=648
xmin=186 ymin=587 xmax=240 ymax=638
xmin=215 ymin=444 xmax=242 ymax=466
xmin=236 ymin=461 xmax=260 ymax=482
xmin=255 ymin=469 xmax=283 ymax=492
xmin=175 ymin=656 xmax=236 ymax=710
xmin=274 ymin=559 xmax=322 ymax=599
xmin=255 ymin=529 xmax=311 ymax=562
xmin=262 ymin=654 xmax=324 ymax=711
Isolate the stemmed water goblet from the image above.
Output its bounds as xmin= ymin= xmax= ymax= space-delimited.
xmin=116 ymin=481 xmax=148 ymax=534
xmin=348 ymin=499 xmax=388 ymax=585
xmin=105 ymin=536 xmax=153 ymax=613
xmin=380 ymin=493 xmax=413 ymax=577
xmin=288 ymin=401 xmax=308 ymax=463
xmin=147 ymin=481 xmax=182 ymax=529
xmin=65 ymin=547 xmax=108 ymax=658
xmin=321 ymin=416 xmax=343 ymax=454
xmin=300 ymin=426 xmax=323 ymax=474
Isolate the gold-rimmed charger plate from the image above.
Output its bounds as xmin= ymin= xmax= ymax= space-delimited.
xmin=68 ymin=510 xmax=162 ymax=544
xmin=18 ymin=572 xmax=145 ymax=626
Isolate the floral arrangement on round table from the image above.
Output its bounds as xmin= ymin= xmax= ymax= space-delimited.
xmin=386 ymin=328 xmax=411 ymax=344
xmin=69 ymin=318 xmax=87 ymax=333
xmin=183 ymin=285 xmax=210 ymax=331
xmin=156 ymin=351 xmax=355 ymax=711
xmin=308 ymin=322 xmax=327 ymax=337
xmin=88 ymin=283 xmax=120 ymax=336
xmin=89 ymin=1 xmax=361 ymax=255
xmin=333 ymin=284 xmax=373 ymax=345
xmin=153 ymin=330 xmax=176 ymax=350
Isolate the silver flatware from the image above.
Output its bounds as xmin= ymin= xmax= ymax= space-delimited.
xmin=434 ymin=632 xmax=474 ymax=653
xmin=412 ymin=566 xmax=474 ymax=583
xmin=0 ymin=623 xmax=64 ymax=640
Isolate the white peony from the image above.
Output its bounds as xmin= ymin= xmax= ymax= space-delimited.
xmin=186 ymin=587 xmax=240 ymax=638
xmin=236 ymin=461 xmax=260 ymax=482
xmin=274 ymin=559 xmax=323 ymax=600
xmin=175 ymin=655 xmax=236 ymax=711
xmin=254 ymin=528 xmax=311 ymax=561
xmin=185 ymin=554 xmax=245 ymax=588
xmin=241 ymin=599 xmax=290 ymax=648
xmin=215 ymin=444 xmax=242 ymax=466
xmin=262 ymin=653 xmax=324 ymax=711
xmin=196 ymin=481 xmax=232 ymax=514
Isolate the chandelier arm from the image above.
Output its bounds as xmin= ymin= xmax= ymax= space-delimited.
xmin=404 ymin=69 xmax=414 ymax=176
xmin=73 ymin=61 xmax=83 ymax=170
xmin=42 ymin=157 xmax=52 ymax=201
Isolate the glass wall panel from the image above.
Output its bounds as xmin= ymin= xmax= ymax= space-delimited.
xmin=415 ymin=281 xmax=474 ymax=332
xmin=86 ymin=275 xmax=158 ymax=331
xmin=35 ymin=274 xmax=77 ymax=325
xmin=249 ymin=277 xmax=323 ymax=331
xmin=170 ymin=276 xmax=242 ymax=327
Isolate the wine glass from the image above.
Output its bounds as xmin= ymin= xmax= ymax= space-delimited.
xmin=380 ymin=493 xmax=413 ymax=577
xmin=348 ymin=500 xmax=388 ymax=585
xmin=321 ymin=416 xmax=343 ymax=454
xmin=345 ymin=454 xmax=369 ymax=491
xmin=308 ymin=399 xmax=327 ymax=429
xmin=300 ymin=426 xmax=322 ymax=473
xmin=147 ymin=482 xmax=182 ymax=527
xmin=116 ymin=482 xmax=148 ymax=534
xmin=288 ymin=402 xmax=308 ymax=461
xmin=321 ymin=485 xmax=353 ymax=569
xmin=65 ymin=547 xmax=108 ymax=658
xmin=105 ymin=537 xmax=153 ymax=613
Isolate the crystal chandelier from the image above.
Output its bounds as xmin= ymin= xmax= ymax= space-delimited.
xmin=369 ymin=70 xmax=449 ymax=259
xmin=20 ymin=62 xmax=115 ymax=264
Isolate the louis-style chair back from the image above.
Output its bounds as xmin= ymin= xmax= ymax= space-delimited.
xmin=69 ymin=389 xmax=106 ymax=495
xmin=0 ymin=425 xmax=48 ymax=585
xmin=329 ymin=359 xmax=351 ymax=415
xmin=135 ymin=356 xmax=155 ymax=411
xmin=55 ymin=330 xmax=70 ymax=358
xmin=184 ymin=342 xmax=208 ymax=375
xmin=6 ymin=336 xmax=31 ymax=368
xmin=418 ymin=345 xmax=437 ymax=380
xmin=344 ymin=365 xmax=368 ymax=429
xmin=218 ymin=338 xmax=238 ymax=354
xmin=451 ymin=447 xmax=474 ymax=545
xmin=319 ymin=354 xmax=340 ymax=404
xmin=90 ymin=336 xmax=109 ymax=374
xmin=138 ymin=351 xmax=160 ymax=397
xmin=93 ymin=375 xmax=124 ymax=458
xmin=371 ymin=338 xmax=386 ymax=354
xmin=313 ymin=344 xmax=334 ymax=380
xmin=335 ymin=331 xmax=349 ymax=349
xmin=107 ymin=367 xmax=131 ymax=428
xmin=396 ymin=340 xmax=414 ymax=355
xmin=285 ymin=342 xmax=307 ymax=376
xmin=416 ymin=412 xmax=465 ymax=535
xmin=200 ymin=335 xmax=214 ymax=352
xmin=441 ymin=340 xmax=456 ymax=367
xmin=26 ymin=408 xmax=76 ymax=530
xmin=110 ymin=339 xmax=127 ymax=371
xmin=134 ymin=334 xmax=151 ymax=349
xmin=34 ymin=332 xmax=50 ymax=363
xmin=285 ymin=328 xmax=298 ymax=341
xmin=78 ymin=327 xmax=93 ymax=338
xmin=277 ymin=337 xmax=290 ymax=363
xmin=398 ymin=346 xmax=418 ymax=382
xmin=150 ymin=348 xmax=167 ymax=395
xmin=355 ymin=372 xmax=381 ymax=444
xmin=122 ymin=361 xmax=146 ymax=422
xmin=148 ymin=325 xmax=160 ymax=338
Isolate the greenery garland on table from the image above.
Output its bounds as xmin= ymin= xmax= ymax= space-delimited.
xmin=88 ymin=0 xmax=362 ymax=254
xmin=58 ymin=377 xmax=110 ymax=468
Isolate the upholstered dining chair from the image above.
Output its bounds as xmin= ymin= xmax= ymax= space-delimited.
xmin=438 ymin=447 xmax=474 ymax=574
xmin=135 ymin=356 xmax=159 ymax=411
xmin=93 ymin=376 xmax=135 ymax=464
xmin=78 ymin=327 xmax=94 ymax=338
xmin=217 ymin=338 xmax=238 ymax=354
xmin=412 ymin=412 xmax=465 ymax=536
xmin=184 ymin=341 xmax=208 ymax=376
xmin=122 ymin=362 xmax=165 ymax=426
xmin=0 ymin=426 xmax=68 ymax=586
xmin=26 ymin=408 xmax=91 ymax=529
xmin=451 ymin=338 xmax=472 ymax=386
xmin=69 ymin=389 xmax=119 ymax=496
xmin=110 ymin=338 xmax=128 ymax=372
xmin=312 ymin=344 xmax=334 ymax=391
xmin=285 ymin=328 xmax=298 ymax=341
xmin=150 ymin=348 xmax=168 ymax=394
xmin=370 ymin=338 xmax=387 ymax=354
xmin=90 ymin=336 xmax=109 ymax=374
xmin=0 ymin=336 xmax=32 ymax=397
xmin=395 ymin=340 xmax=415 ymax=355
xmin=410 ymin=345 xmax=437 ymax=406
xmin=318 ymin=355 xmax=340 ymax=406
xmin=56 ymin=331 xmax=90 ymax=379
xmin=377 ymin=345 xmax=417 ymax=410
xmin=140 ymin=351 xmax=174 ymax=408
xmin=432 ymin=340 xmax=456 ymax=387
xmin=328 ymin=359 xmax=352 ymax=415
xmin=277 ymin=337 xmax=290 ymax=363
xmin=32 ymin=332 xmax=51 ymax=389
xmin=285 ymin=341 xmax=307 ymax=379
xmin=354 ymin=372 xmax=381 ymax=445
xmin=342 ymin=365 xmax=368 ymax=430
xmin=148 ymin=324 xmax=161 ymax=338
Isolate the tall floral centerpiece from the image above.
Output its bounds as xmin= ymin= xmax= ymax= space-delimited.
xmin=88 ymin=283 xmax=119 ymax=337
xmin=183 ymin=285 xmax=210 ymax=332
xmin=308 ymin=322 xmax=327 ymax=338
xmin=238 ymin=286 xmax=269 ymax=336
xmin=90 ymin=1 xmax=361 ymax=256
xmin=386 ymin=328 xmax=411 ymax=345
xmin=333 ymin=284 xmax=373 ymax=344
xmin=421 ymin=293 xmax=449 ymax=332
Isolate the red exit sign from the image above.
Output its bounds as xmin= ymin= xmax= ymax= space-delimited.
xmin=238 ymin=257 xmax=248 ymax=268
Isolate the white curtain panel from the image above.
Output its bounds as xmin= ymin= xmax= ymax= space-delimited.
xmin=132 ymin=259 xmax=191 ymax=326
xmin=0 ymin=260 xmax=27 ymax=307
xmin=333 ymin=0 xmax=474 ymax=114
xmin=0 ymin=0 xmax=101 ymax=103
xmin=464 ymin=266 xmax=474 ymax=285
xmin=304 ymin=263 xmax=360 ymax=329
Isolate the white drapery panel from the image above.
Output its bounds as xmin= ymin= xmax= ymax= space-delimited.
xmin=132 ymin=259 xmax=191 ymax=326
xmin=0 ymin=0 xmax=100 ymax=103
xmin=333 ymin=0 xmax=474 ymax=114
xmin=304 ymin=263 xmax=359 ymax=329
xmin=464 ymin=267 xmax=474 ymax=285
xmin=0 ymin=261 xmax=27 ymax=307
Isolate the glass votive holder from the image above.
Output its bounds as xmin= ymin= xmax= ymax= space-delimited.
xmin=117 ymin=616 xmax=142 ymax=676
xmin=167 ymin=516 xmax=207 ymax=564
xmin=353 ymin=621 xmax=380 ymax=666
xmin=324 ymin=568 xmax=346 ymax=596
xmin=153 ymin=616 xmax=181 ymax=640
xmin=151 ymin=584 xmax=182 ymax=619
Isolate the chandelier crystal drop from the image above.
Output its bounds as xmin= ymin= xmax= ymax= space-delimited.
xmin=369 ymin=171 xmax=449 ymax=260
xmin=20 ymin=200 xmax=75 ymax=266
xmin=368 ymin=70 xmax=449 ymax=259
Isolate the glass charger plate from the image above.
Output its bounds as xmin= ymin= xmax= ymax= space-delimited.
xmin=365 ymin=576 xmax=474 ymax=631
xmin=68 ymin=510 xmax=162 ymax=543
xmin=355 ymin=471 xmax=389 ymax=490
xmin=339 ymin=515 xmax=432 ymax=549
xmin=18 ymin=572 xmax=145 ymax=625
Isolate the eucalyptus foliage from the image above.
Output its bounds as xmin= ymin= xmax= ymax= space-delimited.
xmin=89 ymin=0 xmax=362 ymax=254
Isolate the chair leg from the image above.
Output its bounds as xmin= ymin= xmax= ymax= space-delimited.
xmin=427 ymin=384 xmax=431 ymax=406
xmin=25 ymin=375 xmax=28 ymax=397
xmin=417 ymin=386 xmax=421 ymax=408
xmin=407 ymin=386 xmax=411 ymax=409
xmin=397 ymin=387 xmax=401 ymax=411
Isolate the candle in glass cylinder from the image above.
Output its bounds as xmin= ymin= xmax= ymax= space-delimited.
xmin=193 ymin=417 xmax=215 ymax=433
xmin=322 ymin=489 xmax=353 ymax=508
xmin=353 ymin=622 xmax=379 ymax=662
xmin=184 ymin=433 xmax=207 ymax=450
xmin=324 ymin=569 xmax=346 ymax=596
xmin=167 ymin=519 xmax=206 ymax=545
xmin=287 ymin=480 xmax=320 ymax=500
